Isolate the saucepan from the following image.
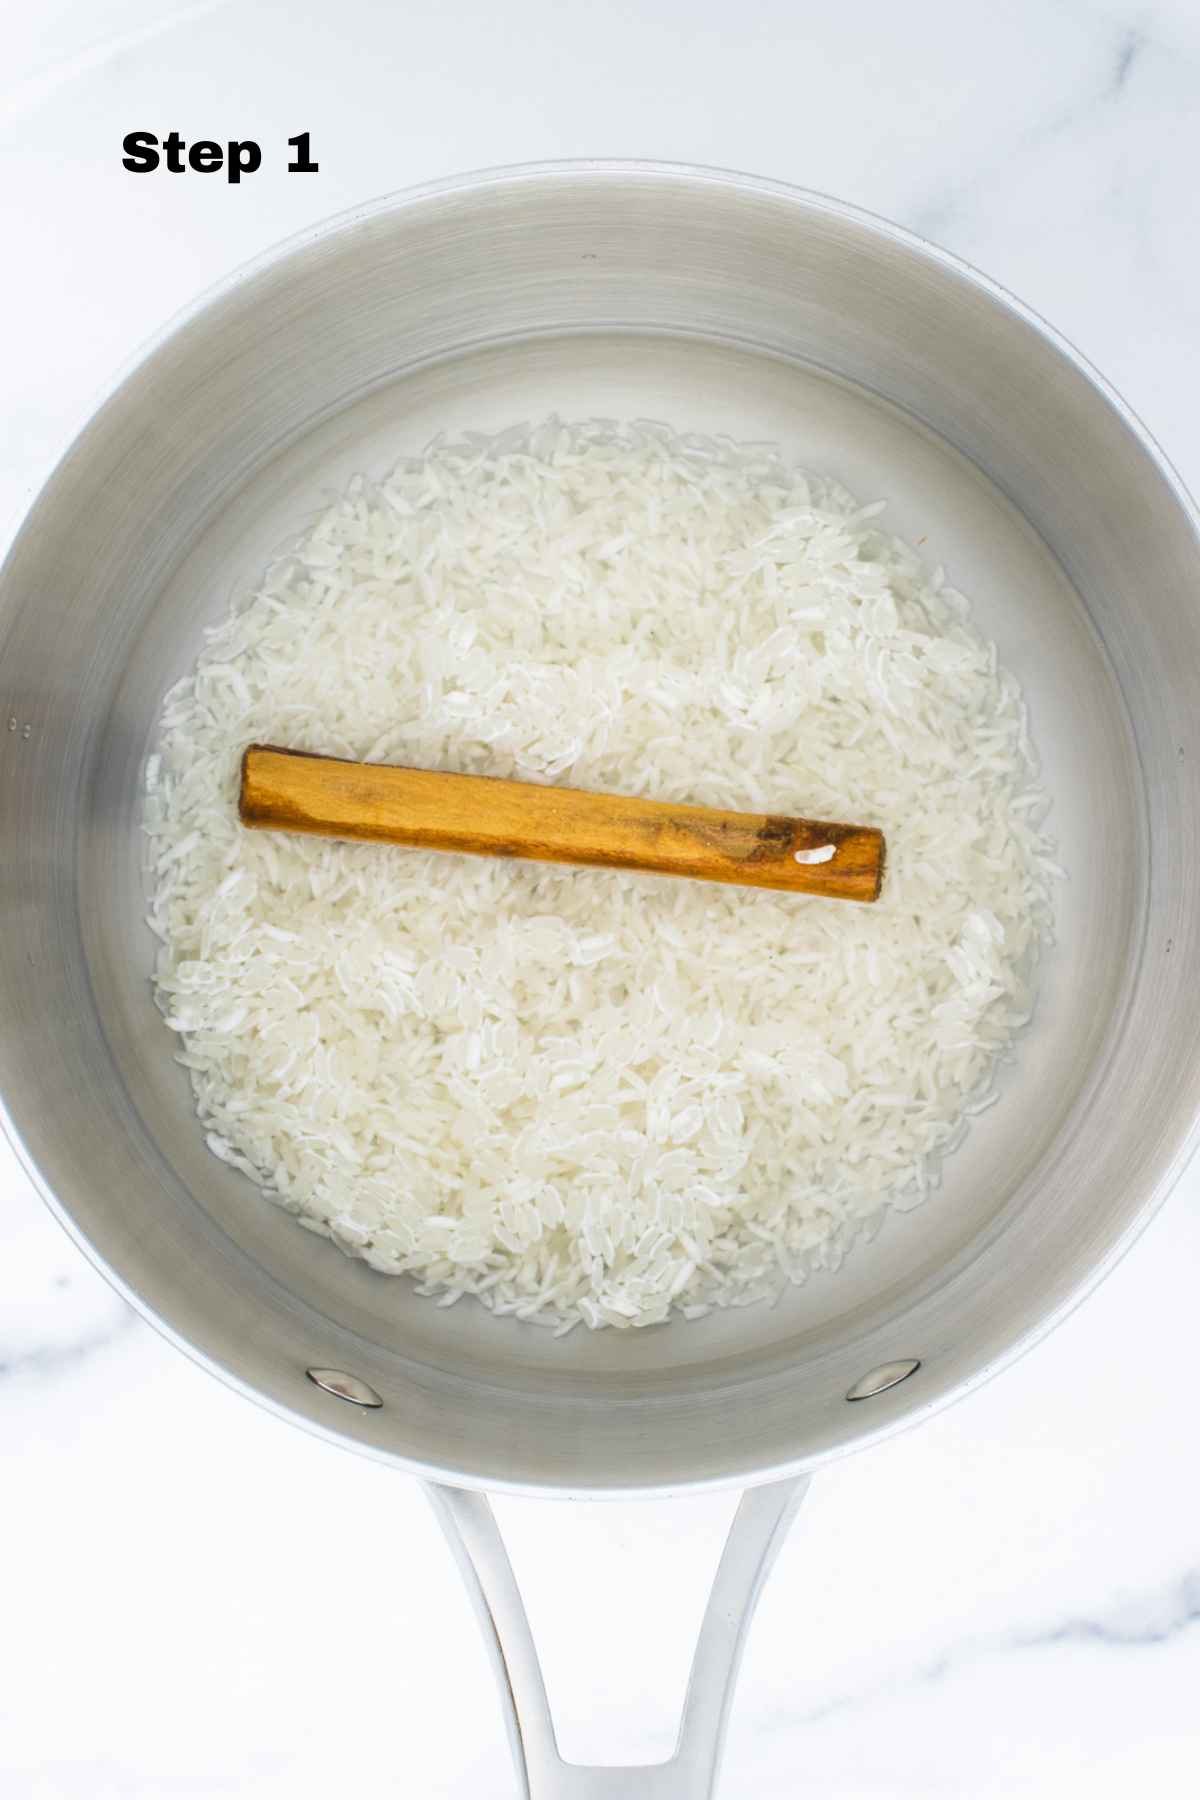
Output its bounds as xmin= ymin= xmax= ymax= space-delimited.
xmin=2 ymin=163 xmax=1199 ymax=1796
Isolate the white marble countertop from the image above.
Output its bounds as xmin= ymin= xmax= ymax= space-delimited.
xmin=4 ymin=3 xmax=1200 ymax=1794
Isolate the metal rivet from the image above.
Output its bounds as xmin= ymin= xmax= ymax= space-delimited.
xmin=846 ymin=1358 xmax=921 ymax=1401
xmin=21 ymin=724 xmax=31 ymax=740
xmin=6 ymin=717 xmax=16 ymax=732
xmin=306 ymin=1368 xmax=383 ymax=1408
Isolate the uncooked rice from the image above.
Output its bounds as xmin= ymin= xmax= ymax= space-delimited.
xmin=144 ymin=417 xmax=1057 ymax=1333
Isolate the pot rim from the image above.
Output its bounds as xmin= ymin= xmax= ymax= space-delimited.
xmin=5 ymin=158 xmax=1200 ymax=1497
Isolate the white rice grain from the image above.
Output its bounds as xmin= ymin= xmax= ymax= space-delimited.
xmin=145 ymin=417 xmax=1056 ymax=1330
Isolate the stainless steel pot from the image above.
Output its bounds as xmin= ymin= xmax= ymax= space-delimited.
xmin=3 ymin=163 xmax=1200 ymax=1797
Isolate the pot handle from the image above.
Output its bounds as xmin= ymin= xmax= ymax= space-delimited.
xmin=424 ymin=1475 xmax=809 ymax=1799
